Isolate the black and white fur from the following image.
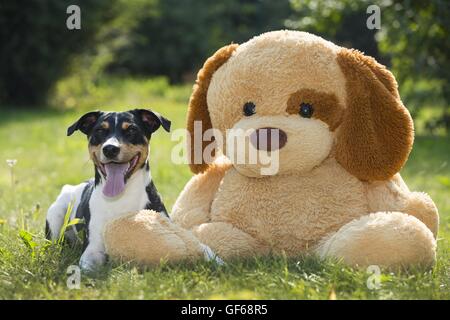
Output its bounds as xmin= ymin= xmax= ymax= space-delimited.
xmin=46 ymin=109 xmax=170 ymax=271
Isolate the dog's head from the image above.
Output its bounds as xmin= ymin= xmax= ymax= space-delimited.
xmin=187 ymin=30 xmax=413 ymax=180
xmin=68 ymin=109 xmax=171 ymax=197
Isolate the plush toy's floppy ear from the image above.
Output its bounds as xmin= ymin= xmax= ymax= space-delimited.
xmin=335 ymin=49 xmax=414 ymax=181
xmin=67 ymin=111 xmax=102 ymax=136
xmin=187 ymin=43 xmax=238 ymax=174
xmin=131 ymin=109 xmax=171 ymax=137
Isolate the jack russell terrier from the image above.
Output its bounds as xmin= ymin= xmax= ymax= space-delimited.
xmin=46 ymin=109 xmax=171 ymax=271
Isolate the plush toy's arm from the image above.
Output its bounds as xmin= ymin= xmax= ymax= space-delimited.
xmin=365 ymin=173 xmax=439 ymax=237
xmin=104 ymin=210 xmax=269 ymax=266
xmin=192 ymin=222 xmax=270 ymax=259
xmin=171 ymin=160 xmax=231 ymax=229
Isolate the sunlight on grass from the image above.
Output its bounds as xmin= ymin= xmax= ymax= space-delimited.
xmin=0 ymin=77 xmax=448 ymax=299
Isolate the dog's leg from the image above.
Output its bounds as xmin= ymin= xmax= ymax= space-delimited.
xmin=79 ymin=245 xmax=107 ymax=272
xmin=314 ymin=212 xmax=437 ymax=269
xmin=79 ymin=219 xmax=107 ymax=272
xmin=46 ymin=185 xmax=78 ymax=240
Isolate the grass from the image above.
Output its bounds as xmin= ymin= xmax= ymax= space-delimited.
xmin=0 ymin=77 xmax=449 ymax=299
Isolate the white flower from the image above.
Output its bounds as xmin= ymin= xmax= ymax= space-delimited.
xmin=6 ymin=159 xmax=17 ymax=167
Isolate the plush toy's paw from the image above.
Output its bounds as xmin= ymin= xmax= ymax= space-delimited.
xmin=315 ymin=212 xmax=437 ymax=269
xmin=103 ymin=210 xmax=205 ymax=266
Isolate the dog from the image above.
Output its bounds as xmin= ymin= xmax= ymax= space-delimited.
xmin=45 ymin=109 xmax=171 ymax=271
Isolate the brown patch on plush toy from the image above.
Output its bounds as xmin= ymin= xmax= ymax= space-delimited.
xmin=286 ymin=89 xmax=344 ymax=131
xmin=335 ymin=48 xmax=414 ymax=181
xmin=187 ymin=44 xmax=239 ymax=174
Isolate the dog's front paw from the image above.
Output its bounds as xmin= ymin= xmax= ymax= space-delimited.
xmin=201 ymin=244 xmax=224 ymax=265
xmin=79 ymin=250 xmax=106 ymax=272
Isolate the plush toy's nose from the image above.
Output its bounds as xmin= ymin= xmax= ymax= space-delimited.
xmin=250 ymin=127 xmax=287 ymax=151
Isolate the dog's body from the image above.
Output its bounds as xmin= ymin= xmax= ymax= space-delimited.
xmin=46 ymin=110 xmax=170 ymax=271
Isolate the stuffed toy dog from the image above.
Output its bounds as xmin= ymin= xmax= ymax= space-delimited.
xmin=104 ymin=30 xmax=439 ymax=268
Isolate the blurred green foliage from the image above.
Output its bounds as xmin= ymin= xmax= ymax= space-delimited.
xmin=107 ymin=0 xmax=292 ymax=82
xmin=0 ymin=0 xmax=118 ymax=106
xmin=0 ymin=0 xmax=448 ymax=133
xmin=288 ymin=0 xmax=449 ymax=132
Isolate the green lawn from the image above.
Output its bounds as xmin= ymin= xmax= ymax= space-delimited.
xmin=0 ymin=78 xmax=449 ymax=299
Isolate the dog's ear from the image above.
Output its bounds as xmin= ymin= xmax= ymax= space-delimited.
xmin=132 ymin=109 xmax=171 ymax=137
xmin=67 ymin=111 xmax=103 ymax=136
xmin=335 ymin=49 xmax=414 ymax=181
xmin=187 ymin=43 xmax=238 ymax=174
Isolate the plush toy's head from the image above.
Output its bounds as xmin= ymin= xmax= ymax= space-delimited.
xmin=187 ymin=30 xmax=414 ymax=181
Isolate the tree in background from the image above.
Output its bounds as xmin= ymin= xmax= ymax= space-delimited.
xmin=288 ymin=0 xmax=449 ymax=132
xmin=379 ymin=0 xmax=449 ymax=131
xmin=287 ymin=0 xmax=382 ymax=61
xmin=107 ymin=0 xmax=210 ymax=83
xmin=108 ymin=0 xmax=292 ymax=82
xmin=1 ymin=0 xmax=447 ymax=133
xmin=0 ymin=0 xmax=117 ymax=106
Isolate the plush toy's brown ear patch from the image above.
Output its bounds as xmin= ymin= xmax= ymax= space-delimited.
xmin=187 ymin=43 xmax=238 ymax=174
xmin=335 ymin=49 xmax=414 ymax=181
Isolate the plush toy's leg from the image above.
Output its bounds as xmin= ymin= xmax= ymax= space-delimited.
xmin=404 ymin=192 xmax=439 ymax=237
xmin=366 ymin=174 xmax=439 ymax=238
xmin=315 ymin=212 xmax=436 ymax=269
xmin=104 ymin=210 xmax=220 ymax=266
xmin=192 ymin=222 xmax=269 ymax=259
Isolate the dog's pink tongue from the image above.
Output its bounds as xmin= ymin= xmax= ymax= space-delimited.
xmin=103 ymin=163 xmax=129 ymax=197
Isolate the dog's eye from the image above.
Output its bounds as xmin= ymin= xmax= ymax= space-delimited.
xmin=299 ymin=103 xmax=314 ymax=118
xmin=243 ymin=102 xmax=256 ymax=116
xmin=95 ymin=128 xmax=107 ymax=135
xmin=125 ymin=127 xmax=138 ymax=136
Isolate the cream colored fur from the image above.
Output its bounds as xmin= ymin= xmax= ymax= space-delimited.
xmin=104 ymin=210 xmax=204 ymax=266
xmin=229 ymin=115 xmax=334 ymax=177
xmin=315 ymin=212 xmax=436 ymax=268
xmin=104 ymin=30 xmax=439 ymax=269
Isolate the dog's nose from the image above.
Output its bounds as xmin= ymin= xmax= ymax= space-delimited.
xmin=103 ymin=145 xmax=120 ymax=159
xmin=250 ymin=127 xmax=287 ymax=151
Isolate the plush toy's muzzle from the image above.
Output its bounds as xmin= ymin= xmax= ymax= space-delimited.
xmin=227 ymin=115 xmax=334 ymax=177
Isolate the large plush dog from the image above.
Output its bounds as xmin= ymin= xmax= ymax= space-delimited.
xmin=104 ymin=30 xmax=439 ymax=268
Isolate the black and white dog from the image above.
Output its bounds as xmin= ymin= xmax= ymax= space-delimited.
xmin=46 ymin=109 xmax=171 ymax=271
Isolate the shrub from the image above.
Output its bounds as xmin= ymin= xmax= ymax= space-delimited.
xmin=0 ymin=0 xmax=117 ymax=107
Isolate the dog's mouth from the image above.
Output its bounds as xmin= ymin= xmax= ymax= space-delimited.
xmin=95 ymin=154 xmax=140 ymax=198
xmin=97 ymin=154 xmax=140 ymax=179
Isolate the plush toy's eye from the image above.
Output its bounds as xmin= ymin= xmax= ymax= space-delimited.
xmin=243 ymin=102 xmax=256 ymax=116
xmin=299 ymin=103 xmax=314 ymax=118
